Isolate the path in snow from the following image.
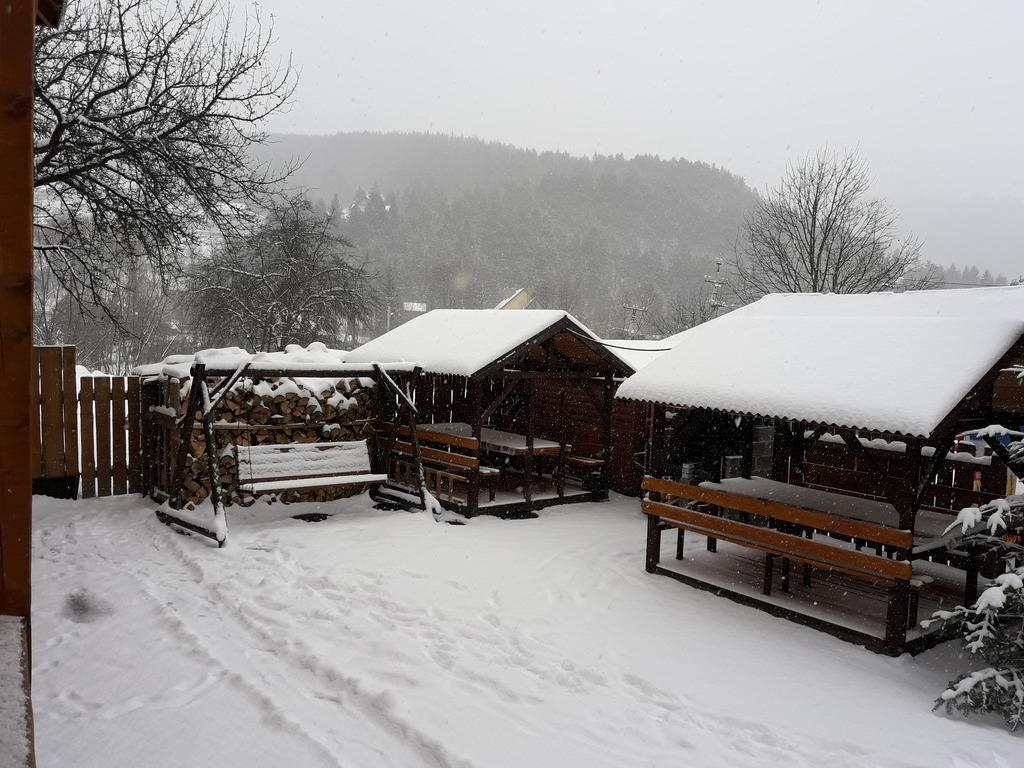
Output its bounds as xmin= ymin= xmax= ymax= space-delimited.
xmin=32 ymin=494 xmax=1019 ymax=767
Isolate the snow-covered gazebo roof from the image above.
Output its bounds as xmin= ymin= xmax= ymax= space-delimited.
xmin=615 ymin=286 xmax=1024 ymax=438
xmin=346 ymin=309 xmax=632 ymax=378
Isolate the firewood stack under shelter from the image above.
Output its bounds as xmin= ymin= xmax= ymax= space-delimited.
xmin=136 ymin=345 xmax=379 ymax=506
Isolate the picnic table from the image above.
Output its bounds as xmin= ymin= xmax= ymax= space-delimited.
xmin=419 ymin=422 xmax=564 ymax=457
xmin=698 ymin=476 xmax=973 ymax=556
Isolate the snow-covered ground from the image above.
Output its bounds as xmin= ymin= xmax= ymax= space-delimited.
xmin=32 ymin=494 xmax=1018 ymax=767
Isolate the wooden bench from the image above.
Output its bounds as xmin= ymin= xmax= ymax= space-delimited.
xmin=233 ymin=440 xmax=388 ymax=497
xmin=563 ymin=455 xmax=606 ymax=491
xmin=641 ymin=476 xmax=920 ymax=646
xmin=391 ymin=440 xmax=499 ymax=502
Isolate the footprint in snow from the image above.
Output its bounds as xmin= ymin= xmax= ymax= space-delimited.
xmin=62 ymin=588 xmax=113 ymax=624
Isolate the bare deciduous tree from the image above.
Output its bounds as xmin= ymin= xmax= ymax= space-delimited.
xmin=651 ymin=283 xmax=721 ymax=336
xmin=33 ymin=0 xmax=295 ymax=319
xmin=185 ymin=195 xmax=379 ymax=352
xmin=734 ymin=150 xmax=930 ymax=298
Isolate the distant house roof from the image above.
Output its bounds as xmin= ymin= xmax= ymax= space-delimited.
xmin=616 ymin=286 xmax=1024 ymax=438
xmin=346 ymin=309 xmax=632 ymax=378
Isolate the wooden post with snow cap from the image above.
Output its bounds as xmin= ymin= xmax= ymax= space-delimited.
xmin=524 ymin=379 xmax=535 ymax=507
xmin=467 ymin=379 xmax=482 ymax=516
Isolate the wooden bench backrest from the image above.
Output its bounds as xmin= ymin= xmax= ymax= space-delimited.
xmin=382 ymin=422 xmax=479 ymax=451
xmin=641 ymin=497 xmax=913 ymax=582
xmin=234 ymin=440 xmax=372 ymax=483
xmin=642 ymin=476 xmax=913 ymax=550
xmin=392 ymin=440 xmax=479 ymax=470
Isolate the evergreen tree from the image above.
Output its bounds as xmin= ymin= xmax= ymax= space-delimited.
xmin=928 ymin=385 xmax=1024 ymax=731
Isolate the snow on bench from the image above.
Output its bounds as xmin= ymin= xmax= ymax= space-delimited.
xmin=232 ymin=440 xmax=387 ymax=495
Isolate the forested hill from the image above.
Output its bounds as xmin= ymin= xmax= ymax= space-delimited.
xmin=257 ymin=132 xmax=759 ymax=336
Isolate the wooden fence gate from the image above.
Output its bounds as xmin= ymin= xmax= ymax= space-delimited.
xmin=31 ymin=346 xmax=79 ymax=498
xmin=32 ymin=345 xmax=143 ymax=499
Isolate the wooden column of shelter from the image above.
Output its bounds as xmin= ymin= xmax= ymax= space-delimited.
xmin=467 ymin=380 xmax=483 ymax=516
xmin=1 ymin=0 xmax=63 ymax=621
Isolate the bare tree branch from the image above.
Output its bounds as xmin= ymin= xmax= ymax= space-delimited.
xmin=33 ymin=0 xmax=297 ymax=324
xmin=733 ymin=149 xmax=935 ymax=299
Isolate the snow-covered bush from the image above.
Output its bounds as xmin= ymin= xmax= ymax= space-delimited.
xmin=929 ymin=413 xmax=1024 ymax=730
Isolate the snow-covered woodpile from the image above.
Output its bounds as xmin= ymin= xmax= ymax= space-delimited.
xmin=135 ymin=345 xmax=378 ymax=506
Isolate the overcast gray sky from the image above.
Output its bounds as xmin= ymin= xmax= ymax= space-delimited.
xmin=248 ymin=0 xmax=1024 ymax=276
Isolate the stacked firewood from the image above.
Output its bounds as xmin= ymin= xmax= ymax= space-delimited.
xmin=164 ymin=376 xmax=378 ymax=506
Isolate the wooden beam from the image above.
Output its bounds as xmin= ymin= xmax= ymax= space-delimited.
xmin=0 ymin=0 xmax=37 ymax=617
xmin=480 ymin=379 xmax=519 ymax=423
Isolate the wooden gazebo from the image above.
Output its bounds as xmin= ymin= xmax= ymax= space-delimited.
xmin=346 ymin=310 xmax=634 ymax=517
xmin=617 ymin=287 xmax=1024 ymax=654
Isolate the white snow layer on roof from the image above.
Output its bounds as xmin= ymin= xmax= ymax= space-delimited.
xmin=346 ymin=309 xmax=624 ymax=376
xmin=616 ymin=286 xmax=1024 ymax=437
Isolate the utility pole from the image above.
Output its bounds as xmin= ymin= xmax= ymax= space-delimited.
xmin=703 ymin=259 xmax=730 ymax=319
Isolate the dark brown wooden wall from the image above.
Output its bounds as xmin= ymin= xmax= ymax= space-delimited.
xmin=803 ymin=438 xmax=1009 ymax=516
xmin=409 ymin=374 xmax=648 ymax=496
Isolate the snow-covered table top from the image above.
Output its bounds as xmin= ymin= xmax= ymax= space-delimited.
xmin=699 ymin=476 xmax=966 ymax=552
xmin=420 ymin=422 xmax=563 ymax=456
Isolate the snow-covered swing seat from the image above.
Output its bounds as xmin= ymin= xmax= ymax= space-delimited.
xmin=156 ymin=356 xmax=427 ymax=548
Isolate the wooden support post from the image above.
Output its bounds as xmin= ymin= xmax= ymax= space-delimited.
xmin=762 ymin=554 xmax=774 ymax=595
xmin=467 ymin=379 xmax=483 ymax=516
xmin=524 ymin=378 xmax=535 ymax=506
xmin=602 ymin=372 xmax=614 ymax=491
xmin=788 ymin=422 xmax=806 ymax=487
xmin=650 ymin=405 xmax=668 ymax=478
xmin=706 ymin=411 xmax=722 ymax=552
xmin=556 ymin=380 xmax=566 ymax=498
xmin=896 ymin=438 xmax=923 ymax=530
xmin=199 ymin=379 xmax=227 ymax=547
xmin=645 ymin=514 xmax=662 ymax=572
xmin=780 ymin=557 xmax=791 ymax=593
xmin=885 ymin=580 xmax=910 ymax=650
xmin=170 ymin=365 xmax=205 ymax=510
xmin=739 ymin=416 xmax=754 ymax=479
xmin=770 ymin=421 xmax=791 ymax=483
xmin=907 ymin=590 xmax=920 ymax=630
xmin=964 ymin=553 xmax=980 ymax=607
xmin=675 ymin=528 xmax=685 ymax=560
xmin=0 ymin=0 xmax=35 ymax=618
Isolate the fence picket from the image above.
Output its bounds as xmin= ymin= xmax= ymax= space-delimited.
xmin=128 ymin=378 xmax=142 ymax=493
xmin=80 ymin=379 xmax=96 ymax=498
xmin=111 ymin=378 xmax=128 ymax=495
xmin=38 ymin=347 xmax=65 ymax=477
xmin=95 ymin=377 xmax=112 ymax=497
xmin=61 ymin=347 xmax=79 ymax=477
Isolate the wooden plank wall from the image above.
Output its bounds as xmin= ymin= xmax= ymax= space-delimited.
xmin=803 ymin=437 xmax=1008 ymax=516
xmin=30 ymin=346 xmax=79 ymax=483
xmin=78 ymin=376 xmax=143 ymax=499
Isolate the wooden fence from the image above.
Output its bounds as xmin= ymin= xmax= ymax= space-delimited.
xmin=31 ymin=346 xmax=79 ymax=498
xmin=79 ymin=375 xmax=143 ymax=498
xmin=31 ymin=345 xmax=143 ymax=499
